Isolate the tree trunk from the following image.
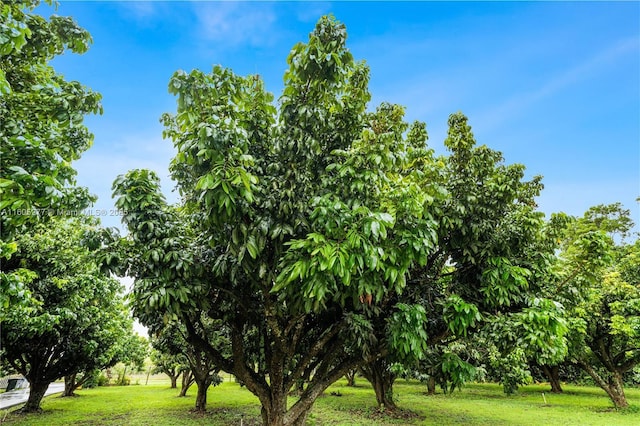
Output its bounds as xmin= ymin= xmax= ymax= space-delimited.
xmin=193 ymin=375 xmax=212 ymax=412
xmin=118 ymin=365 xmax=128 ymax=386
xmin=195 ymin=383 xmax=207 ymax=412
xmin=263 ymin=412 xmax=307 ymax=426
xmin=361 ymin=359 xmax=397 ymax=410
xmin=427 ymin=376 xmax=436 ymax=395
xmin=259 ymin=363 xmax=289 ymax=426
xmin=607 ymin=372 xmax=628 ymax=409
xmin=62 ymin=373 xmax=77 ymax=397
xmin=179 ymin=370 xmax=194 ymax=397
xmin=345 ymin=369 xmax=356 ymax=387
xmin=541 ymin=365 xmax=563 ymax=393
xmin=261 ymin=399 xmax=285 ymax=426
xmin=21 ymin=380 xmax=50 ymax=413
xmin=260 ymin=393 xmax=309 ymax=426
xmin=180 ymin=314 xmax=364 ymax=425
xmin=169 ymin=373 xmax=178 ymax=389
xmin=371 ymin=373 xmax=396 ymax=410
xmin=255 ymin=357 xmax=339 ymax=426
xmin=578 ymin=361 xmax=629 ymax=408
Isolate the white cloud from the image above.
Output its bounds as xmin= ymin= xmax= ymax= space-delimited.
xmin=73 ymin=131 xmax=179 ymax=229
xmin=115 ymin=1 xmax=162 ymax=22
xmin=192 ymin=2 xmax=278 ymax=47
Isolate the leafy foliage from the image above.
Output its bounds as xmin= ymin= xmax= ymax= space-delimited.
xmin=443 ymin=295 xmax=482 ymax=338
xmin=541 ymin=203 xmax=639 ymax=408
xmin=109 ymin=15 xmax=451 ymax=425
xmin=487 ymin=346 xmax=532 ymax=394
xmin=378 ymin=111 xmax=555 ymax=401
xmin=1 ymin=0 xmax=101 ymax=316
xmin=109 ymin=15 xmax=568 ymax=424
xmin=0 ymin=217 xmax=133 ymax=411
xmin=388 ymin=304 xmax=429 ymax=363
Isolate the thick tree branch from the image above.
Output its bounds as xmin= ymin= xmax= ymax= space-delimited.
xmin=286 ymin=320 xmax=342 ymax=389
xmin=182 ymin=315 xmax=233 ymax=373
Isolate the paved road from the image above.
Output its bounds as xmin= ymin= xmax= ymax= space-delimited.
xmin=0 ymin=382 xmax=65 ymax=410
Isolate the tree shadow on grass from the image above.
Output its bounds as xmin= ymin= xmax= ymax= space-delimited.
xmin=78 ymin=413 xmax=131 ymax=425
xmin=187 ymin=407 xmax=262 ymax=425
xmin=349 ymin=406 xmax=424 ymax=423
xmin=3 ymin=409 xmax=60 ymax=424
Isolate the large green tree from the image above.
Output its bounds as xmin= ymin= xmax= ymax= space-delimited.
xmin=0 ymin=217 xmax=131 ymax=412
xmin=0 ymin=0 xmax=101 ymax=315
xmin=551 ymin=204 xmax=639 ymax=408
xmin=110 ymin=16 xmax=561 ymax=424
xmin=150 ymin=342 xmax=188 ymax=390
xmin=111 ymin=16 xmax=442 ymax=425
xmin=62 ymin=327 xmax=146 ymax=397
xmin=111 ymin=332 xmax=148 ymax=386
xmin=148 ymin=318 xmax=225 ymax=411
xmin=360 ymin=111 xmax=565 ymax=406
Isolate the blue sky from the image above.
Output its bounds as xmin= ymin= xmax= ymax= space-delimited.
xmin=42 ymin=1 xmax=639 ymax=232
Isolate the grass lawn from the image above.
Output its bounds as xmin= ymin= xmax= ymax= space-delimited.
xmin=2 ymin=377 xmax=639 ymax=425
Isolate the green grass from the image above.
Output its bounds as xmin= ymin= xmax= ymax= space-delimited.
xmin=3 ymin=377 xmax=639 ymax=425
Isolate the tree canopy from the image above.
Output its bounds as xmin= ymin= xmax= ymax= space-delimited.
xmin=553 ymin=204 xmax=640 ymax=408
xmin=0 ymin=0 xmax=101 ymax=316
xmin=0 ymin=217 xmax=133 ymax=412
xmin=107 ymin=15 xmax=568 ymax=425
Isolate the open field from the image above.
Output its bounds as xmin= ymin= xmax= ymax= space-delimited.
xmin=2 ymin=377 xmax=639 ymax=425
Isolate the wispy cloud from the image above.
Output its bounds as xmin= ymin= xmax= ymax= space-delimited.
xmin=74 ymin=131 xmax=178 ymax=229
xmin=476 ymin=36 xmax=640 ymax=132
xmin=120 ymin=2 xmax=156 ymax=19
xmin=192 ymin=2 xmax=278 ymax=47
